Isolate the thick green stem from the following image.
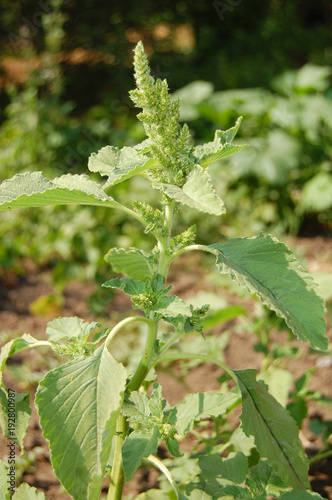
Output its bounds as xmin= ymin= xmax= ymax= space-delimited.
xmin=127 ymin=317 xmax=158 ymax=392
xmin=107 ymin=414 xmax=129 ymax=500
xmin=107 ymin=201 xmax=176 ymax=498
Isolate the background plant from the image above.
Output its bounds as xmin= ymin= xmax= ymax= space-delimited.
xmin=171 ymin=65 xmax=332 ymax=237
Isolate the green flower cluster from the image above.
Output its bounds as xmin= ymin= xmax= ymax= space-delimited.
xmin=129 ymin=41 xmax=196 ymax=186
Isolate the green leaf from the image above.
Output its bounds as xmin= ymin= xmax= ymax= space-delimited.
xmin=165 ymin=436 xmax=183 ymax=457
xmin=0 ymin=334 xmax=49 ymax=385
xmin=168 ymin=392 xmax=238 ymax=435
xmin=258 ymin=368 xmax=293 ymax=407
xmin=35 ymin=344 xmax=127 ymax=500
xmin=218 ymin=485 xmax=252 ymax=499
xmin=0 ymin=460 xmax=11 ymax=499
xmin=155 ymin=165 xmax=225 ymax=215
xmin=122 ymin=426 xmax=160 ymax=481
xmin=235 ymin=369 xmax=310 ymax=489
xmin=148 ymin=383 xmax=165 ymax=422
xmin=46 ymin=317 xmax=100 ymax=342
xmin=157 ymin=295 xmax=192 ymax=318
xmin=103 ymin=277 xmax=146 ymax=295
xmin=199 ymin=452 xmax=248 ymax=487
xmin=88 ymin=144 xmax=157 ymax=187
xmin=202 ymin=305 xmax=245 ymax=330
xmin=194 ymin=118 xmax=248 ymax=168
xmin=104 ymin=247 xmax=153 ymax=281
xmin=0 ymin=172 xmax=119 ymax=211
xmin=280 ymin=490 xmax=325 ymax=500
xmin=0 ymin=389 xmax=31 ymax=452
xmin=12 ymin=483 xmax=46 ymax=500
xmin=216 ymin=117 xmax=243 ymax=144
xmin=246 ymin=459 xmax=287 ymax=497
xmin=121 ymin=392 xmax=151 ymax=425
xmin=210 ymin=234 xmax=327 ymax=350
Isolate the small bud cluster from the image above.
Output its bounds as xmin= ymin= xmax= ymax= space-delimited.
xmin=129 ymin=41 xmax=196 ymax=186
xmin=131 ymin=200 xmax=166 ymax=235
xmin=51 ymin=340 xmax=95 ymax=359
xmin=173 ymin=225 xmax=197 ymax=250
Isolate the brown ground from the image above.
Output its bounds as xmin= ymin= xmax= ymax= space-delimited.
xmin=0 ymin=236 xmax=331 ymax=499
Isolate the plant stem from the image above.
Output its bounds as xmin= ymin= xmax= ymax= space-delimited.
xmin=154 ymin=352 xmax=238 ymax=384
xmin=170 ymin=243 xmax=217 ymax=262
xmin=105 ymin=316 xmax=154 ymax=350
xmin=127 ymin=317 xmax=158 ymax=392
xmin=308 ymin=448 xmax=332 ymax=464
xmin=107 ymin=200 xmax=176 ymax=498
xmin=145 ymin=454 xmax=184 ymax=499
xmin=107 ymin=414 xmax=129 ymax=500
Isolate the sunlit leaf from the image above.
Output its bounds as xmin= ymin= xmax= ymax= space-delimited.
xmin=168 ymin=392 xmax=238 ymax=435
xmin=104 ymin=247 xmax=153 ymax=281
xmin=210 ymin=234 xmax=327 ymax=350
xmin=0 ymin=390 xmax=31 ymax=452
xmin=35 ymin=344 xmax=127 ymax=500
xmin=0 ymin=172 xmax=119 ymax=211
xmin=88 ymin=144 xmax=157 ymax=187
xmin=12 ymin=483 xmax=46 ymax=500
xmin=154 ymin=166 xmax=225 ymax=216
xmin=46 ymin=317 xmax=100 ymax=342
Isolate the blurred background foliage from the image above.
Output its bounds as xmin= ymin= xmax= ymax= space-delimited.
xmin=0 ymin=0 xmax=331 ymax=286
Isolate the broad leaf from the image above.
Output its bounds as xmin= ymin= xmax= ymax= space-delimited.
xmin=122 ymin=426 xmax=160 ymax=481
xmin=12 ymin=483 xmax=46 ymax=500
xmin=88 ymin=144 xmax=157 ymax=187
xmin=0 ymin=172 xmax=119 ymax=211
xmin=168 ymin=392 xmax=238 ymax=435
xmin=154 ymin=166 xmax=225 ymax=216
xmin=235 ymin=369 xmax=310 ymax=489
xmin=104 ymin=247 xmax=152 ymax=281
xmin=210 ymin=234 xmax=327 ymax=350
xmin=46 ymin=317 xmax=100 ymax=342
xmin=0 ymin=389 xmax=31 ymax=452
xmin=35 ymin=344 xmax=127 ymax=500
xmin=199 ymin=452 xmax=248 ymax=486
